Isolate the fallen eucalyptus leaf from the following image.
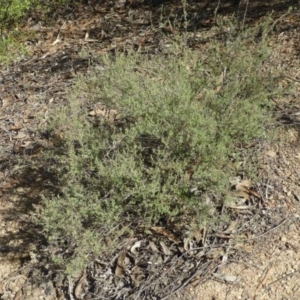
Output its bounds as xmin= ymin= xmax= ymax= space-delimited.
xmin=159 ymin=241 xmax=171 ymax=256
xmin=213 ymin=273 xmax=237 ymax=282
xmin=130 ymin=240 xmax=142 ymax=254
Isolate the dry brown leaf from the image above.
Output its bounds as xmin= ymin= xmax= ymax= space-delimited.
xmin=193 ymin=229 xmax=202 ymax=243
xmin=217 ymin=71 xmax=225 ymax=85
xmin=265 ymin=150 xmax=277 ymax=158
xmin=74 ymin=271 xmax=87 ymax=300
xmin=236 ymin=179 xmax=252 ymax=191
xmin=1 ymin=97 xmax=12 ymax=109
xmin=149 ymin=241 xmax=159 ymax=252
xmin=130 ymin=266 xmax=145 ymax=287
xmin=89 ymin=103 xmax=120 ymax=125
xmin=13 ymin=131 xmax=27 ymax=139
xmin=13 ymin=142 xmax=21 ymax=154
xmin=130 ymin=240 xmax=142 ymax=254
xmin=233 ymin=190 xmax=250 ymax=200
xmin=225 ymin=203 xmax=252 ymax=210
xmin=88 ymin=110 xmax=96 ymax=116
xmin=20 ymin=141 xmax=32 ymax=148
xmin=150 ymin=226 xmax=180 ymax=243
xmin=13 ymin=290 xmax=22 ymax=300
xmin=115 ymin=250 xmax=126 ymax=278
xmin=10 ymin=119 xmax=23 ymax=131
xmin=235 ymin=179 xmax=261 ymax=199
xmin=108 ymin=109 xmax=118 ymax=116
xmin=213 ymin=273 xmax=237 ymax=282
xmin=234 ymin=243 xmax=254 ymax=252
xmin=215 ymin=85 xmax=222 ymax=93
xmin=184 ymin=171 xmax=191 ymax=182
xmin=183 ymin=237 xmax=191 ymax=251
xmin=257 ymin=266 xmax=274 ymax=289
xmin=91 ymin=108 xmax=106 ymax=117
xmin=224 ymin=220 xmax=238 ymax=234
xmin=247 ymin=189 xmax=261 ymax=199
xmin=159 ymin=241 xmax=171 ymax=255
xmin=105 ymin=237 xmax=113 ymax=247
xmin=189 ymin=277 xmax=202 ymax=288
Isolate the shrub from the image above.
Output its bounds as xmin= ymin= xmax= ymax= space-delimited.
xmin=36 ymin=19 xmax=276 ymax=274
xmin=0 ymin=0 xmax=32 ymax=31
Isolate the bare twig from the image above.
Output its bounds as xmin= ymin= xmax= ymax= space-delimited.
xmin=214 ymin=0 xmax=221 ymax=23
xmin=160 ymin=261 xmax=212 ymax=300
xmin=251 ymin=218 xmax=288 ymax=239
xmin=241 ymin=0 xmax=250 ymax=30
xmin=256 ymin=264 xmax=274 ymax=289
xmin=268 ymin=270 xmax=299 ymax=286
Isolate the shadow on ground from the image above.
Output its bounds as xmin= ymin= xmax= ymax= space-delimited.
xmin=0 ymin=158 xmax=61 ymax=266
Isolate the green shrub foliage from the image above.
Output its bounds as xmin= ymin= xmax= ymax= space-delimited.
xmin=38 ymin=20 xmax=275 ymax=274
